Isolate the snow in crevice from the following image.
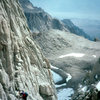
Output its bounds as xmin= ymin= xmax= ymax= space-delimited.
xmin=95 ymin=74 xmax=98 ymax=79
xmin=66 ymin=73 xmax=72 ymax=82
xmin=59 ymin=53 xmax=85 ymax=58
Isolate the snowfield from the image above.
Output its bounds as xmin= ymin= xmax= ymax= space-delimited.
xmin=59 ymin=53 xmax=85 ymax=58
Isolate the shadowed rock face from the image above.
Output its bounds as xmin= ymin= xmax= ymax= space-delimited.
xmin=0 ymin=0 xmax=57 ymax=100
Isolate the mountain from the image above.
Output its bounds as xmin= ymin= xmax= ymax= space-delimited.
xmin=71 ymin=18 xmax=100 ymax=40
xmin=19 ymin=0 xmax=100 ymax=90
xmin=62 ymin=19 xmax=92 ymax=40
xmin=19 ymin=0 xmax=68 ymax=33
xmin=18 ymin=0 xmax=100 ymax=99
xmin=19 ymin=0 xmax=92 ymax=41
xmin=0 ymin=0 xmax=57 ymax=100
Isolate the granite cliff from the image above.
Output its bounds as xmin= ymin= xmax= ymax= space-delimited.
xmin=0 ymin=0 xmax=57 ymax=100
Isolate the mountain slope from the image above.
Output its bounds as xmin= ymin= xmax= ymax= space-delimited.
xmin=0 ymin=0 xmax=57 ymax=100
xmin=19 ymin=0 xmax=68 ymax=32
xmin=19 ymin=0 xmax=92 ymax=41
xmin=62 ymin=19 xmax=92 ymax=40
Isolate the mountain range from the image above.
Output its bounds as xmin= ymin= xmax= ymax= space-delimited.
xmin=19 ymin=0 xmax=92 ymax=41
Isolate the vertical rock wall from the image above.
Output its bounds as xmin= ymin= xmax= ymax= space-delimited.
xmin=0 ymin=0 xmax=57 ymax=100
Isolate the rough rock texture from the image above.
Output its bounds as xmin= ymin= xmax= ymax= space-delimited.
xmin=72 ymin=58 xmax=100 ymax=100
xmin=72 ymin=86 xmax=99 ymax=100
xmin=83 ymin=58 xmax=100 ymax=85
xmin=0 ymin=0 xmax=57 ymax=100
xmin=19 ymin=0 xmax=68 ymax=33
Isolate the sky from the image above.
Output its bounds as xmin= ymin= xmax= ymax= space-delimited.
xmin=30 ymin=0 xmax=100 ymax=20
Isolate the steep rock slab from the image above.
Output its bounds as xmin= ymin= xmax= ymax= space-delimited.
xmin=0 ymin=0 xmax=57 ymax=100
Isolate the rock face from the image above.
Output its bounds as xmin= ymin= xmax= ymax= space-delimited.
xmin=19 ymin=0 xmax=68 ymax=33
xmin=0 ymin=0 xmax=57 ymax=100
xmin=62 ymin=19 xmax=92 ymax=40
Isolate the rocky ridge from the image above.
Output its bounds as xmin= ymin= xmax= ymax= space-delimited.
xmin=19 ymin=0 xmax=68 ymax=33
xmin=0 ymin=0 xmax=57 ymax=100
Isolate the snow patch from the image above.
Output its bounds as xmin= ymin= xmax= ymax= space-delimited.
xmin=56 ymin=83 xmax=66 ymax=88
xmin=96 ymin=81 xmax=100 ymax=91
xmin=26 ymin=4 xmax=34 ymax=9
xmin=51 ymin=65 xmax=59 ymax=69
xmin=92 ymin=55 xmax=96 ymax=58
xmin=51 ymin=71 xmax=62 ymax=83
xmin=59 ymin=53 xmax=85 ymax=58
xmin=57 ymin=88 xmax=74 ymax=100
xmin=66 ymin=73 xmax=72 ymax=82
xmin=95 ymin=74 xmax=98 ymax=79
xmin=0 ymin=59 xmax=2 ymax=66
xmin=81 ymin=86 xmax=87 ymax=92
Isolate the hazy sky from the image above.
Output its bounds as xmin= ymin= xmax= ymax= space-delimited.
xmin=30 ymin=0 xmax=100 ymax=20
